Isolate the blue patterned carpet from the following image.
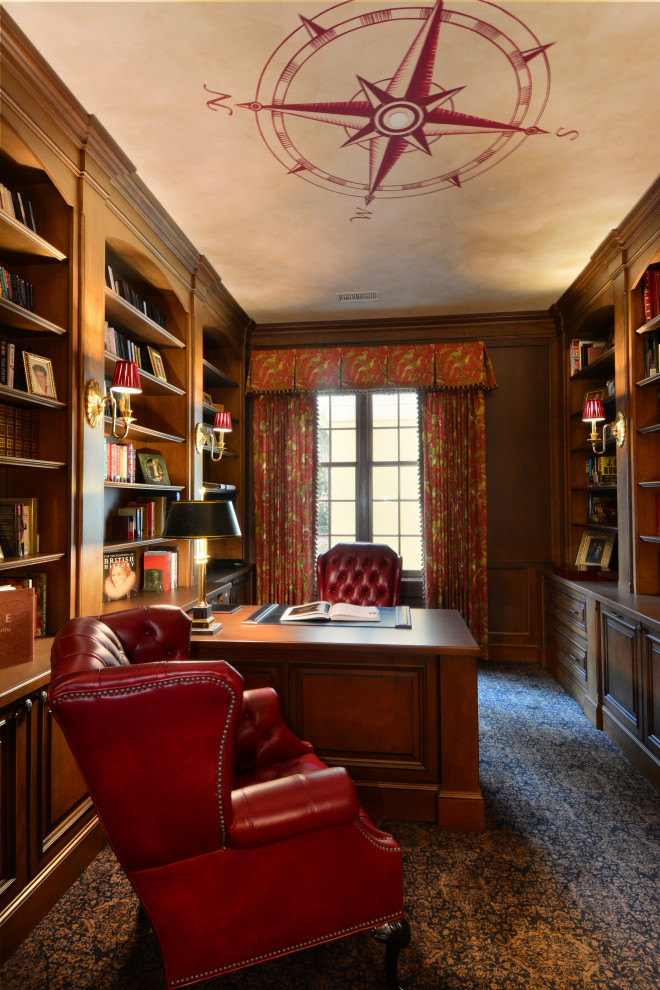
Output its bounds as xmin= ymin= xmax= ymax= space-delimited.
xmin=3 ymin=662 xmax=660 ymax=989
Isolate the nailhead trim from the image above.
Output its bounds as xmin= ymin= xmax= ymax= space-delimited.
xmin=169 ymin=912 xmax=403 ymax=986
xmin=54 ymin=675 xmax=236 ymax=848
xmin=354 ymin=820 xmax=403 ymax=852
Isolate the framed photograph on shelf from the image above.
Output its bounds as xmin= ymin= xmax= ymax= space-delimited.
xmin=137 ymin=451 xmax=171 ymax=486
xmin=582 ymin=386 xmax=606 ymax=407
xmin=23 ymin=352 xmax=56 ymax=399
xmin=147 ymin=347 xmax=167 ymax=382
xmin=202 ymin=391 xmax=213 ymax=407
xmin=575 ymin=530 xmax=616 ymax=570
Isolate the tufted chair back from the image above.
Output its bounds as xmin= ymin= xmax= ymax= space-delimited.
xmin=316 ymin=542 xmax=403 ymax=607
xmin=48 ymin=605 xmax=408 ymax=989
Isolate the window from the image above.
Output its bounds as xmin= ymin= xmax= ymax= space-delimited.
xmin=316 ymin=392 xmax=423 ymax=572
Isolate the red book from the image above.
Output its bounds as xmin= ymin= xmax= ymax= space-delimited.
xmin=142 ymin=551 xmax=172 ymax=592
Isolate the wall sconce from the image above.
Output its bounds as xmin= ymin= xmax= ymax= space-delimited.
xmin=582 ymin=398 xmax=626 ymax=453
xmin=85 ymin=360 xmax=142 ymax=439
xmin=195 ymin=410 xmax=232 ymax=461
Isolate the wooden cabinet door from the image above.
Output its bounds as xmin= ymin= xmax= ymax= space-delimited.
xmin=28 ymin=692 xmax=96 ymax=876
xmin=643 ymin=631 xmax=660 ymax=763
xmin=601 ymin=609 xmax=642 ymax=738
xmin=0 ymin=698 xmax=29 ymax=917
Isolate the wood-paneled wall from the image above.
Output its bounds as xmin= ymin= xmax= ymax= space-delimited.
xmin=250 ymin=311 xmax=559 ymax=662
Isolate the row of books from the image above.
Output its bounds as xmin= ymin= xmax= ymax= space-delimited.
xmin=570 ymin=334 xmax=613 ymax=376
xmin=0 ymin=182 xmax=37 ymax=232
xmin=104 ymin=439 xmax=136 ymax=483
xmin=0 ymin=266 xmax=34 ymax=311
xmin=110 ymin=495 xmax=169 ymax=541
xmin=0 ymin=403 xmax=39 ymax=459
xmin=0 ymin=497 xmax=39 ymax=558
xmin=105 ymin=265 xmax=167 ymax=329
xmin=0 ymin=339 xmax=31 ymax=390
xmin=104 ymin=321 xmax=165 ymax=379
xmin=0 ymin=572 xmax=47 ymax=636
xmin=102 ymin=547 xmax=179 ymax=602
xmin=586 ymin=454 xmax=616 ymax=486
xmin=642 ymin=268 xmax=660 ymax=324
xmin=641 ymin=328 xmax=660 ymax=379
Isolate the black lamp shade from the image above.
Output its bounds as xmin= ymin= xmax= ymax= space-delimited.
xmin=162 ymin=500 xmax=241 ymax=540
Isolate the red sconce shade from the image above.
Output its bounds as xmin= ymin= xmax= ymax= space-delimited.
xmin=582 ymin=398 xmax=605 ymax=422
xmin=213 ymin=410 xmax=232 ymax=432
xmin=110 ymin=360 xmax=142 ymax=395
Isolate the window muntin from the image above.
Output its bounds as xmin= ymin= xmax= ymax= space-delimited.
xmin=316 ymin=392 xmax=422 ymax=572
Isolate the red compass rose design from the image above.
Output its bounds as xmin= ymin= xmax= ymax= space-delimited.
xmin=239 ymin=0 xmax=553 ymax=205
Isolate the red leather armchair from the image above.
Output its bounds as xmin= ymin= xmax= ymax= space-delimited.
xmin=317 ymin=542 xmax=403 ymax=607
xmin=49 ymin=605 xmax=409 ymax=989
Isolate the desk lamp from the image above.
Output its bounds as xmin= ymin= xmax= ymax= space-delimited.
xmin=162 ymin=499 xmax=241 ymax=633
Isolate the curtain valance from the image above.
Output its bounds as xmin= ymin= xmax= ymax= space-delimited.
xmin=247 ymin=342 xmax=497 ymax=394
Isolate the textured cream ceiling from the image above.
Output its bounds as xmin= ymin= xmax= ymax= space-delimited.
xmin=5 ymin=0 xmax=660 ymax=325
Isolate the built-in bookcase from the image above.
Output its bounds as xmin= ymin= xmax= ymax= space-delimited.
xmin=101 ymin=244 xmax=193 ymax=611
xmin=564 ymin=305 xmax=618 ymax=573
xmin=0 ymin=131 xmax=73 ymax=636
xmin=200 ymin=325 xmax=245 ymax=564
xmin=631 ymin=254 xmax=660 ymax=594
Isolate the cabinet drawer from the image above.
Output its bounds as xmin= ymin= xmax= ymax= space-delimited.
xmin=546 ymin=585 xmax=587 ymax=636
xmin=545 ymin=614 xmax=588 ymax=680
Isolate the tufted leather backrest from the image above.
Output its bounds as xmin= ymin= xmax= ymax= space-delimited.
xmin=50 ymin=605 xmax=192 ymax=680
xmin=48 ymin=605 xmax=244 ymax=870
xmin=316 ymin=542 xmax=403 ymax=607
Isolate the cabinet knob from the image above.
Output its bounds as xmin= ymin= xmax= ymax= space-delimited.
xmin=40 ymin=691 xmax=49 ymax=705
xmin=23 ymin=697 xmax=33 ymax=713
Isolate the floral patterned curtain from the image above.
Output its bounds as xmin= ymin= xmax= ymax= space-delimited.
xmin=248 ymin=342 xmax=496 ymax=640
xmin=252 ymin=392 xmax=316 ymax=605
xmin=420 ymin=388 xmax=489 ymax=658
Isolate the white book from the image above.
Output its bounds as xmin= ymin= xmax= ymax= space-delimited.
xmin=280 ymin=601 xmax=379 ymax=622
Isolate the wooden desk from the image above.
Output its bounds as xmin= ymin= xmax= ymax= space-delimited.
xmin=191 ymin=606 xmax=484 ymax=831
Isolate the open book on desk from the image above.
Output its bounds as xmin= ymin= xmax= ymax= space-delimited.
xmin=280 ymin=601 xmax=379 ymax=622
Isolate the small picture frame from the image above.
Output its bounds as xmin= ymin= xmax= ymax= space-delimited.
xmin=148 ymin=347 xmax=167 ymax=382
xmin=24 ymin=352 xmax=56 ymax=399
xmin=582 ymin=386 xmax=606 ymax=408
xmin=202 ymin=391 xmax=213 ymax=407
xmin=137 ymin=452 xmax=171 ymax=486
xmin=575 ymin=530 xmax=616 ymax=570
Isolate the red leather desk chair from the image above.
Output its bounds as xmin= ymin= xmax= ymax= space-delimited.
xmin=316 ymin=543 xmax=403 ymax=607
xmin=49 ymin=605 xmax=409 ymax=989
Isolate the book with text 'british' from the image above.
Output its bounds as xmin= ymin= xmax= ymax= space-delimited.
xmin=0 ymin=585 xmax=36 ymax=665
xmin=280 ymin=601 xmax=379 ymax=622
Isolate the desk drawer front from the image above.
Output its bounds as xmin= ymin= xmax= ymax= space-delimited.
xmin=545 ymin=615 xmax=587 ymax=680
xmin=546 ymin=585 xmax=587 ymax=636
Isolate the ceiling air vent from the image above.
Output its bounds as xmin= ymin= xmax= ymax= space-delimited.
xmin=336 ymin=291 xmax=379 ymax=302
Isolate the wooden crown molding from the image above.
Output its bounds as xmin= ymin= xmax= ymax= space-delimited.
xmin=556 ymin=175 xmax=660 ymax=317
xmin=250 ymin=310 xmax=557 ymax=349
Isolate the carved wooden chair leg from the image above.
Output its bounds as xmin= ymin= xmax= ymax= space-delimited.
xmin=371 ymin=917 xmax=411 ymax=990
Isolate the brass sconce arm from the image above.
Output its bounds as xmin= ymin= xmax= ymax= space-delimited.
xmin=85 ymin=380 xmax=136 ymax=439
xmin=85 ymin=361 xmax=142 ymax=439
xmin=586 ymin=410 xmax=626 ymax=454
xmin=195 ymin=422 xmax=228 ymax=461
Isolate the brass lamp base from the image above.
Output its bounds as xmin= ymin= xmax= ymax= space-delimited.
xmin=191 ymin=602 xmax=221 ymax=635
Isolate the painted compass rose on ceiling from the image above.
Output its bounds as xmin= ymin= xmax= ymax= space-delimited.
xmin=239 ymin=0 xmax=553 ymax=205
